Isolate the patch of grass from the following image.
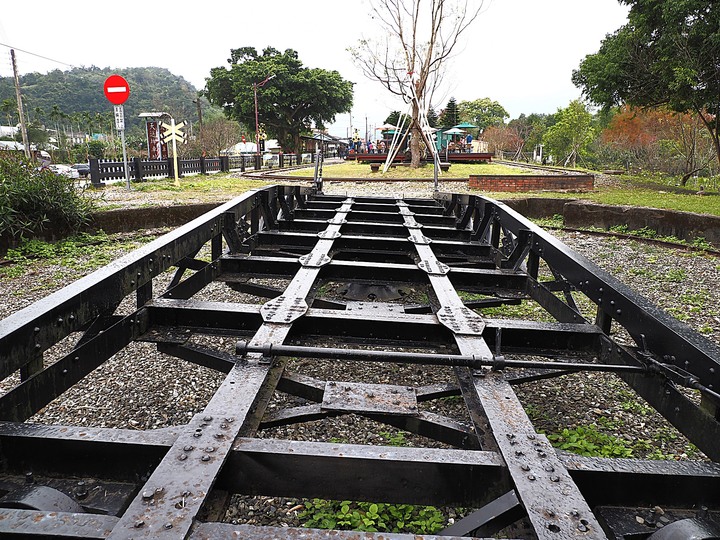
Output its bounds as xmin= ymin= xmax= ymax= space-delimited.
xmin=299 ymin=500 xmax=445 ymax=535
xmin=0 ymin=231 xmax=157 ymax=279
xmin=286 ymin=161 xmax=519 ymax=180
xmin=547 ymin=424 xmax=633 ymax=458
xmin=378 ymin=431 xmax=410 ymax=447
xmin=481 ymin=300 xmax=554 ymax=321
xmin=129 ymin=175 xmax=272 ymax=194
xmin=581 ymin=188 xmax=720 ymax=217
xmin=661 ymin=268 xmax=687 ymax=283
xmin=533 ymin=214 xmax=564 ymax=228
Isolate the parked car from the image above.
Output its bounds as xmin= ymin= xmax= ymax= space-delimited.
xmin=71 ymin=163 xmax=90 ymax=178
xmin=48 ymin=164 xmax=80 ymax=179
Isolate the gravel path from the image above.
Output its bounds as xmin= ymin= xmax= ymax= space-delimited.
xmin=1 ymin=178 xmax=717 ymax=534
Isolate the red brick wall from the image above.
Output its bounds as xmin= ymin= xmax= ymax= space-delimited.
xmin=468 ymin=174 xmax=594 ymax=192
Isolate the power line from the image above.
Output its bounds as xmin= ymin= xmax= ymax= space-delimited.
xmin=0 ymin=42 xmax=75 ymax=69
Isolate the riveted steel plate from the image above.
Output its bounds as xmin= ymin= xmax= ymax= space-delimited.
xmin=407 ymin=233 xmax=432 ymax=245
xmin=399 ymin=207 xmax=415 ymax=216
xmin=299 ymin=253 xmax=332 ymax=268
xmin=260 ymin=295 xmax=309 ymax=323
xmin=322 ymin=381 xmax=418 ymax=415
xmin=418 ymin=260 xmax=450 ymax=276
xmin=318 ymin=230 xmax=342 ymax=239
xmin=436 ymin=305 xmax=486 ymax=335
xmin=404 ymin=217 xmax=423 ymax=229
xmin=345 ymin=302 xmax=404 ymax=316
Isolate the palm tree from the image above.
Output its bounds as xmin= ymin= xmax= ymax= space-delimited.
xmin=1 ymin=98 xmax=17 ymax=127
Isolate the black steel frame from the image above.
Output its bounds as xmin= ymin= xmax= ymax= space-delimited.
xmin=0 ymin=185 xmax=718 ymax=539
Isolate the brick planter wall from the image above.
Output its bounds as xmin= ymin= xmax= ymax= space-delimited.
xmin=469 ymin=174 xmax=594 ymax=192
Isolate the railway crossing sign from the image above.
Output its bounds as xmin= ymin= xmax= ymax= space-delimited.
xmin=160 ymin=120 xmax=186 ymax=144
xmin=159 ymin=118 xmax=186 ymax=186
xmin=103 ymin=75 xmax=130 ymax=105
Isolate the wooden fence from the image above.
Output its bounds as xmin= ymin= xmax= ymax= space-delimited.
xmin=88 ymin=152 xmax=321 ymax=186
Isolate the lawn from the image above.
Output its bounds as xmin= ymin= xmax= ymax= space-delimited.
xmin=93 ymin=160 xmax=720 ymax=218
xmin=286 ymin=161 xmax=521 ymax=179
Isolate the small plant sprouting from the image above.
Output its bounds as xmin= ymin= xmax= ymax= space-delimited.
xmin=547 ymin=424 xmax=633 ymax=458
xmin=298 ymin=499 xmax=445 ymax=534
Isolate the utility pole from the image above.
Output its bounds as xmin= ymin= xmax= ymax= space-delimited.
xmin=193 ymin=98 xmax=203 ymax=149
xmin=10 ymin=49 xmax=30 ymax=158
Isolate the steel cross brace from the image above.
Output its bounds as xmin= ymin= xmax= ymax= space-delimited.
xmin=396 ymin=198 xmax=605 ymax=539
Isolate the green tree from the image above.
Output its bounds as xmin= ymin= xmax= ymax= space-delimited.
xmin=438 ymin=98 xmax=459 ymax=127
xmin=205 ymin=47 xmax=353 ymax=155
xmin=572 ymin=1 xmax=720 ymax=167
xmin=385 ymin=111 xmax=402 ymax=127
xmin=542 ymin=100 xmax=594 ymax=167
xmin=426 ymin=107 xmax=439 ymax=128
xmin=508 ymin=113 xmax=551 ymax=156
xmin=2 ymin=98 xmax=17 ymax=126
xmin=458 ymin=98 xmax=508 ymax=134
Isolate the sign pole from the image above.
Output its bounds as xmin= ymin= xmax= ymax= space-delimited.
xmin=114 ymin=104 xmax=130 ymax=190
xmin=171 ymin=117 xmax=180 ymax=187
xmin=159 ymin=118 xmax=186 ymax=187
xmin=104 ymin=75 xmax=132 ymax=190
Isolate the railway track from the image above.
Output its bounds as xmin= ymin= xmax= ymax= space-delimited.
xmin=0 ymin=185 xmax=718 ymax=539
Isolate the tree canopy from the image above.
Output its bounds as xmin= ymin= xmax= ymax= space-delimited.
xmin=438 ymin=98 xmax=459 ymax=127
xmin=572 ymin=1 xmax=720 ymax=164
xmin=458 ymin=98 xmax=508 ymax=134
xmin=204 ymin=47 xmax=353 ymax=153
xmin=542 ymin=100 xmax=594 ymax=167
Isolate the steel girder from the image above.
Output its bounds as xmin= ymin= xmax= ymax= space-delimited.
xmin=0 ymin=186 xmax=718 ymax=539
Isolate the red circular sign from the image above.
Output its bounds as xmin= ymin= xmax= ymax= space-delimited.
xmin=103 ymin=75 xmax=130 ymax=105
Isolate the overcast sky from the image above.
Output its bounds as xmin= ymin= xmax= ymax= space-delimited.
xmin=0 ymin=0 xmax=629 ymax=138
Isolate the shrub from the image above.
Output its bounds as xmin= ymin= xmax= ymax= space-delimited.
xmin=0 ymin=153 xmax=95 ymax=248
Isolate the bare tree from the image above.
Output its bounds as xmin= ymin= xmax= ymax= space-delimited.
xmin=194 ymin=117 xmax=242 ymax=157
xmin=350 ymin=0 xmax=484 ymax=167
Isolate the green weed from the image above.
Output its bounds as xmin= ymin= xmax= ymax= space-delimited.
xmin=299 ymin=500 xmax=445 ymax=534
xmin=547 ymin=424 xmax=633 ymax=458
xmin=662 ymin=268 xmax=687 ymax=283
xmin=378 ymin=431 xmax=410 ymax=447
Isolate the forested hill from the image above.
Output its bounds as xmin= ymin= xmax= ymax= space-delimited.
xmin=0 ymin=66 xmax=201 ymax=130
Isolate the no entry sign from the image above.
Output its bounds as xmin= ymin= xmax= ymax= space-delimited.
xmin=103 ymin=75 xmax=130 ymax=105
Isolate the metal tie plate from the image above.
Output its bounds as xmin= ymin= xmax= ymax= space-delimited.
xmin=407 ymin=231 xmax=432 ymax=245
xmin=403 ymin=217 xmax=423 ymax=229
xmin=327 ymin=217 xmax=348 ymax=225
xmin=436 ymin=305 xmax=486 ymax=335
xmin=322 ymin=381 xmax=418 ymax=416
xmin=260 ymin=295 xmax=309 ymax=323
xmin=418 ymin=260 xmax=450 ymax=275
xmin=299 ymin=252 xmax=332 ymax=268
xmin=318 ymin=230 xmax=342 ymax=239
xmin=399 ymin=207 xmax=415 ymax=216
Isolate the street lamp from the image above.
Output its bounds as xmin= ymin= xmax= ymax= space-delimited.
xmin=253 ymin=74 xmax=275 ymax=162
